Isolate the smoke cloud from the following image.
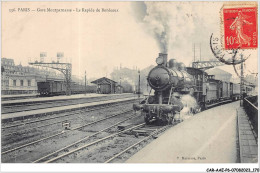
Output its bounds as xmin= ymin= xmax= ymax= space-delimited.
xmin=143 ymin=2 xmax=170 ymax=53
xmin=131 ymin=2 xmax=221 ymax=65
xmin=132 ymin=2 xmax=171 ymax=53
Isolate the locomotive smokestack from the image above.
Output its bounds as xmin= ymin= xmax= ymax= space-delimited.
xmin=159 ymin=53 xmax=168 ymax=67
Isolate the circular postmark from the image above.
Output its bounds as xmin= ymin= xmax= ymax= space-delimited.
xmin=210 ymin=33 xmax=250 ymax=65
xmin=210 ymin=33 xmax=253 ymax=79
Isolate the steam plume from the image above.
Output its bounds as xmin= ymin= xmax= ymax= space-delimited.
xmin=180 ymin=94 xmax=198 ymax=117
xmin=133 ymin=2 xmax=171 ymax=53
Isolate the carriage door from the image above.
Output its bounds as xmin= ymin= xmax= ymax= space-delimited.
xmin=220 ymin=87 xmax=223 ymax=98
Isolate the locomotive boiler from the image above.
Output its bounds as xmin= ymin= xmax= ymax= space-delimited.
xmin=133 ymin=53 xmax=195 ymax=125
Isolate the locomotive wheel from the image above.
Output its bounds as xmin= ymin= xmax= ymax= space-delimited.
xmin=167 ymin=117 xmax=173 ymax=125
xmin=144 ymin=116 xmax=152 ymax=125
xmin=201 ymin=103 xmax=207 ymax=111
xmin=166 ymin=113 xmax=174 ymax=125
xmin=156 ymin=119 xmax=166 ymax=126
xmin=143 ymin=113 xmax=152 ymax=125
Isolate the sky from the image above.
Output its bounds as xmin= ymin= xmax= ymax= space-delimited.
xmin=2 ymin=1 xmax=258 ymax=79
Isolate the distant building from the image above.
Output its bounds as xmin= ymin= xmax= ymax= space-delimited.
xmin=91 ymin=77 xmax=121 ymax=94
xmin=1 ymin=58 xmax=37 ymax=94
xmin=206 ymin=68 xmax=232 ymax=82
xmin=1 ymin=58 xmax=64 ymax=95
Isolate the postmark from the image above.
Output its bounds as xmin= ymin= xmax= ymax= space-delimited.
xmin=210 ymin=33 xmax=249 ymax=65
xmin=221 ymin=3 xmax=258 ymax=49
xmin=210 ymin=32 xmax=257 ymax=83
xmin=210 ymin=33 xmax=252 ymax=79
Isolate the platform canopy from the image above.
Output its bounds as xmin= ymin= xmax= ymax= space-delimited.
xmin=91 ymin=77 xmax=117 ymax=85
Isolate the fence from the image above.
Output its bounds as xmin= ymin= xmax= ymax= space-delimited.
xmin=243 ymin=96 xmax=258 ymax=136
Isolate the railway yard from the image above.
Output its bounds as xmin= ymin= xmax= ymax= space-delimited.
xmin=1 ymin=93 xmax=175 ymax=163
xmin=1 ymin=53 xmax=258 ymax=165
xmin=1 ymin=93 xmax=258 ymax=164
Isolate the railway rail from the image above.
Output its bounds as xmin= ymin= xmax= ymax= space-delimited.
xmin=33 ymin=114 xmax=142 ymax=163
xmin=1 ymin=95 xmax=38 ymax=101
xmin=2 ymin=101 xmax=136 ymax=139
xmin=2 ymin=94 xmax=133 ymax=114
xmin=2 ymin=109 xmax=134 ymax=155
xmin=2 ymin=94 xmax=246 ymax=163
xmin=104 ymin=125 xmax=170 ymax=163
xmin=2 ymin=100 xmax=135 ymax=130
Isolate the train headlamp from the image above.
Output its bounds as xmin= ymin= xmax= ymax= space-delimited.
xmin=156 ymin=57 xmax=164 ymax=65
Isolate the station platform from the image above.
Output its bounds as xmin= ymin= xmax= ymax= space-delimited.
xmin=237 ymin=107 xmax=258 ymax=163
xmin=1 ymin=97 xmax=137 ymax=122
xmin=1 ymin=94 xmax=38 ymax=101
xmin=1 ymin=93 xmax=133 ymax=105
xmin=127 ymin=101 xmax=245 ymax=163
xmin=1 ymin=93 xmax=38 ymax=98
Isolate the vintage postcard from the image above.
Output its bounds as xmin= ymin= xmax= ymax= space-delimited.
xmin=1 ymin=1 xmax=258 ymax=172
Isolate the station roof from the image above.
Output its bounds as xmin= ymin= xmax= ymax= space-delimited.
xmin=186 ymin=67 xmax=208 ymax=75
xmin=206 ymin=68 xmax=232 ymax=76
xmin=91 ymin=77 xmax=117 ymax=85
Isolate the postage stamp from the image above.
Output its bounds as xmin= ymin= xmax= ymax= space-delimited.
xmin=221 ymin=4 xmax=258 ymax=49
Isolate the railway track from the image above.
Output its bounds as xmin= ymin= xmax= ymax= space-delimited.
xmin=43 ymin=123 xmax=146 ymax=163
xmin=2 ymin=100 xmax=137 ymax=145
xmin=1 ymin=109 xmax=135 ymax=156
xmin=2 ymin=94 xmax=133 ymax=114
xmin=33 ymin=114 xmax=142 ymax=163
xmin=2 ymin=96 xmax=240 ymax=163
xmin=39 ymin=123 xmax=174 ymax=163
xmin=2 ymin=100 xmax=135 ymax=130
xmin=104 ymin=125 xmax=170 ymax=163
xmin=1 ymin=95 xmax=38 ymax=101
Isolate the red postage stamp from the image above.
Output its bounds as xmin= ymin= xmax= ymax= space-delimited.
xmin=222 ymin=6 xmax=258 ymax=49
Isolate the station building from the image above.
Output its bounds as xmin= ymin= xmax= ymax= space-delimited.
xmin=1 ymin=58 xmax=63 ymax=95
xmin=91 ymin=77 xmax=123 ymax=94
xmin=206 ymin=68 xmax=232 ymax=82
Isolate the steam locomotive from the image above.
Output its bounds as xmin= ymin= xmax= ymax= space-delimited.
xmin=133 ymin=53 xmax=253 ymax=125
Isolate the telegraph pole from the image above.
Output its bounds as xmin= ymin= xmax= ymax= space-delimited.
xmin=138 ymin=70 xmax=140 ymax=98
xmin=85 ymin=70 xmax=87 ymax=95
xmin=200 ymin=43 xmax=201 ymax=61
xmin=119 ymin=77 xmax=121 ymax=94
xmin=193 ymin=43 xmax=195 ymax=62
xmin=240 ymin=54 xmax=244 ymax=106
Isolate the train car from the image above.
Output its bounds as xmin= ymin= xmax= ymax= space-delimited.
xmin=71 ymin=82 xmax=84 ymax=94
xmin=133 ymin=52 xmax=248 ymax=125
xmin=220 ymin=81 xmax=230 ymax=100
xmin=230 ymin=82 xmax=240 ymax=100
xmin=38 ymin=80 xmax=97 ymax=96
xmin=37 ymin=80 xmax=66 ymax=96
xmin=205 ymin=78 xmax=219 ymax=104
xmin=186 ymin=67 xmax=205 ymax=106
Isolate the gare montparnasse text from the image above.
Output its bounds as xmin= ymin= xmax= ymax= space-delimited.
xmin=16 ymin=7 xmax=119 ymax=13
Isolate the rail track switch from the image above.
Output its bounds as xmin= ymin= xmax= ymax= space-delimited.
xmin=62 ymin=121 xmax=71 ymax=130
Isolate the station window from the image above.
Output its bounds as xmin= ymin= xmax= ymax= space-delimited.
xmin=13 ymin=80 xmax=16 ymax=86
xmin=28 ymin=80 xmax=31 ymax=86
xmin=21 ymin=80 xmax=24 ymax=86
